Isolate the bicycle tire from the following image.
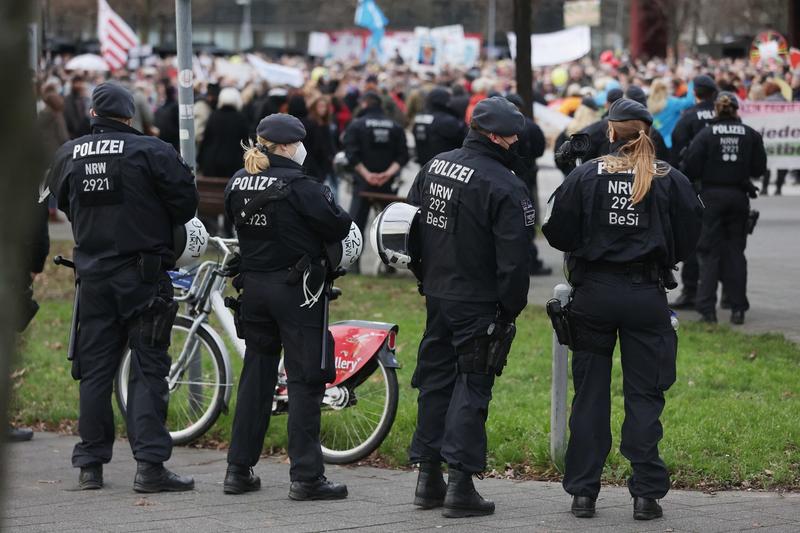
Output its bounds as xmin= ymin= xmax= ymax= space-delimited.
xmin=114 ymin=315 xmax=228 ymax=446
xmin=321 ymin=357 xmax=399 ymax=464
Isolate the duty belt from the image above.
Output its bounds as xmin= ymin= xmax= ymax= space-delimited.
xmin=584 ymin=260 xmax=661 ymax=283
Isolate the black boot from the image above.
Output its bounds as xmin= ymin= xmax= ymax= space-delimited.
xmin=442 ymin=469 xmax=495 ymax=518
xmin=730 ymin=310 xmax=745 ymax=325
xmin=670 ymin=292 xmax=695 ymax=309
xmin=633 ymin=496 xmax=663 ymax=520
xmin=414 ymin=461 xmax=447 ymax=509
xmin=570 ymin=495 xmax=596 ymax=518
xmin=7 ymin=427 xmax=33 ymax=442
xmin=223 ymin=463 xmax=261 ymax=495
xmin=288 ymin=476 xmax=348 ymax=501
xmin=79 ymin=464 xmax=103 ymax=490
xmin=698 ymin=311 xmax=717 ymax=324
xmin=133 ymin=462 xmax=195 ymax=493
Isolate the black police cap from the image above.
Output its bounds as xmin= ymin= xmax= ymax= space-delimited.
xmin=606 ymin=88 xmax=624 ymax=105
xmin=693 ymin=74 xmax=718 ymax=93
xmin=91 ymin=82 xmax=135 ymax=119
xmin=504 ymin=93 xmax=524 ymax=110
xmin=471 ymin=96 xmax=525 ymax=136
xmin=256 ymin=113 xmax=306 ymax=144
xmin=715 ymin=91 xmax=739 ymax=110
xmin=624 ymin=85 xmax=647 ymax=106
xmin=608 ymin=98 xmax=653 ymax=125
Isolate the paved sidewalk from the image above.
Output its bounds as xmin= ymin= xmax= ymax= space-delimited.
xmin=2 ymin=432 xmax=800 ymax=532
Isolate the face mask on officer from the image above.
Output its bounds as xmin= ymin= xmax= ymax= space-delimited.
xmin=290 ymin=142 xmax=307 ymax=165
xmin=489 ymin=133 xmax=519 ymax=152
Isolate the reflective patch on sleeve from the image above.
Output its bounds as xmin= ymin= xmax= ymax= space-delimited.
xmin=521 ymin=198 xmax=536 ymax=227
xmin=323 ymin=186 xmax=335 ymax=205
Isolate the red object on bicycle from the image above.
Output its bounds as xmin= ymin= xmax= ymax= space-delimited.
xmin=329 ymin=321 xmax=399 ymax=386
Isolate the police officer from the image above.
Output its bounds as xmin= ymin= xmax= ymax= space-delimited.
xmin=50 ymin=83 xmax=198 ymax=491
xmin=505 ymin=93 xmax=550 ymax=275
xmin=669 ymin=75 xmax=719 ymax=310
xmin=578 ymin=87 xmax=670 ymax=163
xmin=406 ymin=97 xmax=533 ymax=518
xmin=542 ymin=99 xmax=702 ymax=520
xmin=223 ymin=114 xmax=352 ymax=500
xmin=412 ymin=87 xmax=467 ymax=166
xmin=683 ymin=92 xmax=767 ymax=324
xmin=343 ymin=91 xmax=409 ymax=236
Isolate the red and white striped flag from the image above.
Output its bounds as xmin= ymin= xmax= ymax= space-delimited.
xmin=98 ymin=0 xmax=140 ymax=70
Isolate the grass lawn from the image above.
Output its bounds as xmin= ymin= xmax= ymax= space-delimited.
xmin=11 ymin=240 xmax=800 ymax=490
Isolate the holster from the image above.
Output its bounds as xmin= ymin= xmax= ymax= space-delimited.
xmin=546 ymin=298 xmax=575 ymax=350
xmin=286 ymin=254 xmax=311 ymax=286
xmin=747 ymin=209 xmax=759 ymax=235
xmin=486 ymin=321 xmax=516 ymax=376
xmin=456 ymin=322 xmax=516 ymax=377
xmin=131 ymin=296 xmax=179 ymax=349
xmin=224 ymin=295 xmax=245 ymax=339
xmin=660 ymin=266 xmax=678 ymax=290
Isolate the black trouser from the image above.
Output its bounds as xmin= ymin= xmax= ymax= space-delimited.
xmin=679 ymin=252 xmax=699 ymax=297
xmin=227 ymin=271 xmax=334 ymax=482
xmin=348 ymin=175 xmax=395 ymax=235
xmin=408 ymin=297 xmax=496 ymax=473
xmin=762 ymin=168 xmax=787 ymax=194
xmin=72 ymin=267 xmax=173 ymax=467
xmin=563 ymin=271 xmax=676 ymax=500
xmin=695 ymin=187 xmax=749 ymax=314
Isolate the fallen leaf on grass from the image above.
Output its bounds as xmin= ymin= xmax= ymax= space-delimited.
xmin=764 ymin=469 xmax=774 ymax=476
xmin=134 ymin=498 xmax=155 ymax=506
xmin=10 ymin=368 xmax=27 ymax=379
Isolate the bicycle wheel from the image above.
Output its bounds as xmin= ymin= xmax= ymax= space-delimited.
xmin=320 ymin=357 xmax=399 ymax=464
xmin=115 ymin=315 xmax=228 ymax=445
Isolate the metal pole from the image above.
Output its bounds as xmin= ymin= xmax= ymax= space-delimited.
xmin=550 ymin=283 xmax=571 ymax=470
xmin=175 ymin=0 xmax=195 ymax=171
xmin=487 ymin=0 xmax=496 ymax=60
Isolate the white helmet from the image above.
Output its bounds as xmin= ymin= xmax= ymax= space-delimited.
xmin=327 ymin=222 xmax=363 ymax=271
xmin=369 ymin=202 xmax=420 ymax=268
xmin=173 ymin=217 xmax=209 ymax=268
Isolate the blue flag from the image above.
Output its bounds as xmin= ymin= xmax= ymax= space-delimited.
xmin=355 ymin=0 xmax=388 ymax=61
xmin=354 ymin=0 xmax=388 ymax=32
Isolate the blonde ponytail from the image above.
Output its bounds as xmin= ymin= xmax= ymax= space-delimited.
xmin=601 ymin=120 xmax=667 ymax=205
xmin=241 ymin=135 xmax=277 ymax=174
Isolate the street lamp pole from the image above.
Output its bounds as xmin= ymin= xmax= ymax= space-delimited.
xmin=175 ymin=0 xmax=195 ymax=172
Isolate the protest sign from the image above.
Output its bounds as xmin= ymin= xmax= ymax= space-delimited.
xmin=740 ymin=101 xmax=800 ymax=171
xmin=508 ymin=26 xmax=591 ymax=67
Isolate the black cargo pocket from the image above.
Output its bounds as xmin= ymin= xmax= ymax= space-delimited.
xmin=657 ymin=331 xmax=678 ymax=391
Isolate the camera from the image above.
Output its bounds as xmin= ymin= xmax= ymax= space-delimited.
xmin=554 ymin=133 xmax=591 ymax=171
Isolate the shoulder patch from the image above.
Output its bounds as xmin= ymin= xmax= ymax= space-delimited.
xmin=521 ymin=198 xmax=536 ymax=227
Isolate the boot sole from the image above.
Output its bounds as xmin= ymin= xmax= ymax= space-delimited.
xmin=633 ymin=511 xmax=663 ymax=521
xmin=571 ymin=509 xmax=595 ymax=518
xmin=288 ymin=490 xmax=348 ymax=501
xmin=134 ymin=482 xmax=195 ymax=493
xmin=79 ymin=482 xmax=103 ymax=491
xmin=442 ymin=506 xmax=495 ymax=518
xmin=413 ymin=496 xmax=444 ymax=509
xmin=224 ymin=483 xmax=261 ymax=495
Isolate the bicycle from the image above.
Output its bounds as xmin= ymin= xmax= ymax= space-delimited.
xmin=58 ymin=237 xmax=401 ymax=464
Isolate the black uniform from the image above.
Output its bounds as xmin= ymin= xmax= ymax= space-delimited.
xmin=670 ymin=100 xmax=716 ymax=302
xmin=406 ymin=129 xmax=533 ymax=473
xmin=342 ymin=104 xmax=409 ymax=233
xmin=542 ymin=145 xmax=702 ymax=500
xmin=52 ymin=116 xmax=198 ymax=468
xmin=682 ymin=118 xmax=767 ymax=316
xmin=412 ymin=89 xmax=467 ymax=166
xmin=224 ymin=154 xmax=352 ymax=481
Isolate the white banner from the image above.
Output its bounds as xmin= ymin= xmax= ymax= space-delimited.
xmin=246 ymin=54 xmax=305 ymax=88
xmin=740 ymin=101 xmax=800 ymax=171
xmin=564 ymin=0 xmax=601 ymax=28
xmin=507 ymin=26 xmax=591 ymax=67
xmin=307 ymin=32 xmax=331 ymax=58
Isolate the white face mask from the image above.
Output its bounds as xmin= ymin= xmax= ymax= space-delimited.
xmin=291 ymin=142 xmax=307 ymax=166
